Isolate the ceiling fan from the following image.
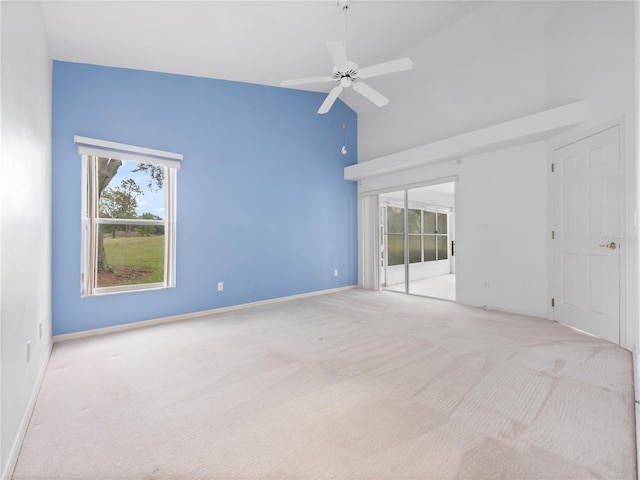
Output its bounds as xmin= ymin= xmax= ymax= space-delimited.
xmin=281 ymin=1 xmax=413 ymax=114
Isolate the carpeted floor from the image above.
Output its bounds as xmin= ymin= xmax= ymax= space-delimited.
xmin=13 ymin=289 xmax=636 ymax=479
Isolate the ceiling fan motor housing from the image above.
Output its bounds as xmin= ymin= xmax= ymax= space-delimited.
xmin=332 ymin=62 xmax=360 ymax=86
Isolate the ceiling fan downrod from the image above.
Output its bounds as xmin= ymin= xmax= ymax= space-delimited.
xmin=338 ymin=0 xmax=350 ymax=59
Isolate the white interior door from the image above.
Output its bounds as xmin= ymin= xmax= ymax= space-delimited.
xmin=553 ymin=126 xmax=621 ymax=343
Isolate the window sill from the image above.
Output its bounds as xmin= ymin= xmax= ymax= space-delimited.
xmin=82 ymin=282 xmax=173 ymax=298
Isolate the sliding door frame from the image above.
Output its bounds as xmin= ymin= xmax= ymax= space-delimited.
xmin=360 ymin=176 xmax=458 ymax=292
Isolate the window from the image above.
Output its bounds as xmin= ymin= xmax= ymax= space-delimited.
xmin=76 ymin=137 xmax=181 ymax=296
xmin=424 ymin=211 xmax=448 ymax=262
xmin=383 ymin=205 xmax=449 ymax=266
xmin=386 ymin=206 xmax=405 ymax=266
xmin=408 ymin=209 xmax=422 ymax=264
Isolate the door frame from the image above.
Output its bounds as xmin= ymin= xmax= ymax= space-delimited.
xmin=548 ymin=117 xmax=634 ymax=349
xmin=359 ymin=175 xmax=458 ymax=293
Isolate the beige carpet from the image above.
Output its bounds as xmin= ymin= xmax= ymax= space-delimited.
xmin=13 ymin=289 xmax=636 ymax=479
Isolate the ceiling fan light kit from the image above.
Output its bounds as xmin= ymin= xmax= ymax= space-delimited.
xmin=280 ymin=0 xmax=413 ymax=115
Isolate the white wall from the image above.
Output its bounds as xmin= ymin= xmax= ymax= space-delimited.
xmin=358 ymin=1 xmax=556 ymax=162
xmin=1 ymin=2 xmax=53 ymax=478
xmin=545 ymin=1 xmax=635 ymax=130
xmin=356 ymin=2 xmax=556 ymax=318
xmin=355 ymin=1 xmax=636 ymax=329
xmin=361 ymin=141 xmax=549 ymax=318
xmin=455 ymin=143 xmax=548 ymax=317
xmin=635 ymin=2 xmax=640 ymax=459
xmin=545 ymin=0 xmax=637 ymax=353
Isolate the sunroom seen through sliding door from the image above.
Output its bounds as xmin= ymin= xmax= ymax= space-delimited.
xmin=380 ymin=183 xmax=455 ymax=301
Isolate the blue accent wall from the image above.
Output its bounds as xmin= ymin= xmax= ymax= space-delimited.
xmin=52 ymin=62 xmax=358 ymax=335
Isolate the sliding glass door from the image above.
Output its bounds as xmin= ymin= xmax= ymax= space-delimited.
xmin=380 ymin=183 xmax=455 ymax=299
xmin=380 ymin=190 xmax=406 ymax=293
xmin=407 ymin=189 xmax=424 ymax=295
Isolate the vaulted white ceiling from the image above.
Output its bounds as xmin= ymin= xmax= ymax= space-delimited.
xmin=41 ymin=1 xmax=486 ymax=114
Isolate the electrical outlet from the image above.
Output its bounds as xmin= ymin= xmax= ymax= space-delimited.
xmin=39 ymin=323 xmax=42 ymax=339
xmin=217 ymin=282 xmax=224 ymax=291
xmin=27 ymin=340 xmax=31 ymax=363
xmin=334 ymin=269 xmax=339 ymax=277
xmin=483 ymin=279 xmax=490 ymax=288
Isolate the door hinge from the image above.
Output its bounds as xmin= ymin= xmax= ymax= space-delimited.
xmin=551 ymin=163 xmax=555 ymax=173
xmin=551 ymin=298 xmax=555 ymax=307
xmin=551 ymin=230 xmax=555 ymax=240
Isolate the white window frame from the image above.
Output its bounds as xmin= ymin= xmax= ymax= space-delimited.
xmin=381 ymin=203 xmax=450 ymax=266
xmin=75 ymin=136 xmax=181 ymax=297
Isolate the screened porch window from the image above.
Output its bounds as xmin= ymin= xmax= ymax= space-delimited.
xmin=384 ymin=206 xmax=449 ymax=266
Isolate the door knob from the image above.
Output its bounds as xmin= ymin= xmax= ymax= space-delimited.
xmin=599 ymin=242 xmax=617 ymax=250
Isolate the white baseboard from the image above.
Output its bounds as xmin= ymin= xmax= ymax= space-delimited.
xmin=54 ymin=285 xmax=358 ymax=343
xmin=636 ymin=403 xmax=639 ymax=480
xmin=635 ymin=351 xmax=639 ymax=480
xmin=2 ymin=341 xmax=53 ymax=480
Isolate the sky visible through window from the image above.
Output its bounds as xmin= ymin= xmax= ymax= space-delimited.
xmin=108 ymin=160 xmax=165 ymax=219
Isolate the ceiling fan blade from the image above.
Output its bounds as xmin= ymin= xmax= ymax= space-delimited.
xmin=326 ymin=41 xmax=349 ymax=72
xmin=353 ymin=81 xmax=389 ymax=107
xmin=358 ymin=57 xmax=413 ymax=79
xmin=318 ymin=85 xmax=343 ymax=114
xmin=281 ymin=76 xmax=334 ymax=87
